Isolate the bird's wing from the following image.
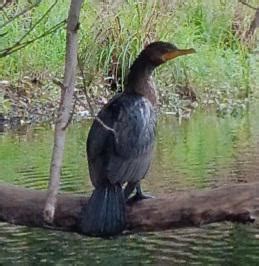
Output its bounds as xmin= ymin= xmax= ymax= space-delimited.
xmin=87 ymin=94 xmax=156 ymax=186
xmin=107 ymin=95 xmax=156 ymax=184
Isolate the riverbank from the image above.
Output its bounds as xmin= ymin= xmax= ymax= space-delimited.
xmin=0 ymin=73 xmax=252 ymax=131
xmin=0 ymin=1 xmax=258 ymax=129
xmin=0 ymin=74 xmax=198 ymax=128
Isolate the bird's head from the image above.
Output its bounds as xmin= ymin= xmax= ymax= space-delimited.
xmin=141 ymin=41 xmax=196 ymax=67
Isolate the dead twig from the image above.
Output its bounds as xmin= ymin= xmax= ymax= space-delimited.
xmin=238 ymin=0 xmax=257 ymax=10
xmin=77 ymin=56 xmax=118 ymax=140
xmin=0 ymin=1 xmax=64 ymax=58
xmin=77 ymin=56 xmax=96 ymax=117
xmin=0 ymin=0 xmax=41 ymax=27
xmin=0 ymin=20 xmax=66 ymax=58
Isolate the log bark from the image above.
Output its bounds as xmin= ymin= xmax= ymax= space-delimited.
xmin=0 ymin=183 xmax=258 ymax=234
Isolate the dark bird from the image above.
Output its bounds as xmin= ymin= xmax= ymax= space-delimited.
xmin=80 ymin=41 xmax=195 ymax=236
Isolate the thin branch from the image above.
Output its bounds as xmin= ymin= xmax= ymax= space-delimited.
xmin=19 ymin=0 xmax=59 ymax=45
xmin=64 ymin=99 xmax=76 ymax=130
xmin=0 ymin=19 xmax=66 ymax=58
xmin=238 ymin=0 xmax=257 ymax=10
xmin=77 ymin=56 xmax=118 ymax=141
xmin=0 ymin=0 xmax=42 ymax=28
xmin=0 ymin=0 xmax=60 ymax=57
xmin=77 ymin=56 xmax=96 ymax=117
xmin=43 ymin=0 xmax=84 ymax=224
xmin=53 ymin=79 xmax=65 ymax=90
xmin=55 ymin=71 xmax=118 ymax=140
xmin=52 ymin=78 xmax=76 ymax=130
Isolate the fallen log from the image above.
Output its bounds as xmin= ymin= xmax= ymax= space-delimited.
xmin=0 ymin=183 xmax=258 ymax=234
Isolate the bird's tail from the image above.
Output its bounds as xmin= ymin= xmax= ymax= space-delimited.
xmin=79 ymin=183 xmax=126 ymax=237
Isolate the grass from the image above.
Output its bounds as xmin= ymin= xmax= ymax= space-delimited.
xmin=0 ymin=0 xmax=258 ymax=114
xmin=0 ymin=1 xmax=67 ymax=78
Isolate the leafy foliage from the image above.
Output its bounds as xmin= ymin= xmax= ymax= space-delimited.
xmin=0 ymin=0 xmax=258 ymax=116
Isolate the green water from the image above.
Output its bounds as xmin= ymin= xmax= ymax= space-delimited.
xmin=1 ymin=105 xmax=259 ymax=265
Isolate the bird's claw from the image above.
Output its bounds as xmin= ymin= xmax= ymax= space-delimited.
xmin=126 ymin=193 xmax=154 ymax=204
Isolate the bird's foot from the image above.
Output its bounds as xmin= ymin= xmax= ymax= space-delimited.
xmin=126 ymin=193 xmax=154 ymax=205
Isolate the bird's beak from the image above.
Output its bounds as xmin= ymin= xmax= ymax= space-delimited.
xmin=162 ymin=48 xmax=196 ymax=61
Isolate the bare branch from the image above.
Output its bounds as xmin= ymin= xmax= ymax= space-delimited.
xmin=43 ymin=0 xmax=84 ymax=224
xmin=52 ymin=78 xmax=65 ymax=90
xmin=52 ymin=78 xmax=75 ymax=130
xmin=0 ymin=0 xmax=42 ymax=28
xmin=238 ymin=0 xmax=257 ymax=10
xmin=77 ymin=56 xmax=118 ymax=140
xmin=63 ymin=99 xmax=76 ymax=130
xmin=0 ymin=19 xmax=66 ymax=58
xmin=77 ymin=56 xmax=96 ymax=117
xmin=0 ymin=1 xmax=60 ymax=57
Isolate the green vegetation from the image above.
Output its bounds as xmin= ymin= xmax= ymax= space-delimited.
xmin=0 ymin=1 xmax=67 ymax=77
xmin=0 ymin=0 xmax=258 ymax=116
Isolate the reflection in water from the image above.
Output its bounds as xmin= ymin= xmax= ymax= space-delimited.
xmin=0 ymin=105 xmax=259 ymax=265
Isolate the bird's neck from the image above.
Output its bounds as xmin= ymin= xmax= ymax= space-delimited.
xmin=124 ymin=55 xmax=158 ymax=106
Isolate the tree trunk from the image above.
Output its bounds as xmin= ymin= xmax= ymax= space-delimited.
xmin=43 ymin=0 xmax=84 ymax=223
xmin=1 ymin=183 xmax=258 ymax=235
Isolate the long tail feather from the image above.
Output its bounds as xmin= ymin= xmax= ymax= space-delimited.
xmin=79 ymin=183 xmax=126 ymax=237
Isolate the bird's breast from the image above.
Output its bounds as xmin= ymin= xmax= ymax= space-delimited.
xmin=112 ymin=95 xmax=157 ymax=158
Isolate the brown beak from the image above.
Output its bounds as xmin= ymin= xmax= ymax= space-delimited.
xmin=162 ymin=48 xmax=196 ymax=61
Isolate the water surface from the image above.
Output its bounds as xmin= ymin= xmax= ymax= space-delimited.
xmin=1 ymin=104 xmax=259 ymax=265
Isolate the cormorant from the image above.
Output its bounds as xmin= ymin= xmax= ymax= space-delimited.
xmin=80 ymin=41 xmax=195 ymax=236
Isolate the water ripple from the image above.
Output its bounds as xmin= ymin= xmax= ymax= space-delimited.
xmin=1 ymin=106 xmax=259 ymax=265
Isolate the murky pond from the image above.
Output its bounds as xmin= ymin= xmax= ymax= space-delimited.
xmin=1 ymin=103 xmax=259 ymax=265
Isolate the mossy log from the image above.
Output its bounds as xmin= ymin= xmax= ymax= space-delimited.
xmin=0 ymin=183 xmax=258 ymax=234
